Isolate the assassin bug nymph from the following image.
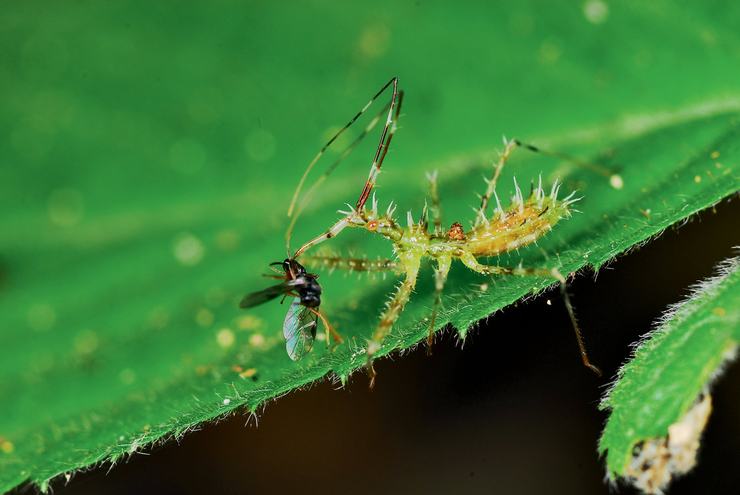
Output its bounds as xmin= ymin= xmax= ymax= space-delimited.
xmin=284 ymin=77 xmax=619 ymax=384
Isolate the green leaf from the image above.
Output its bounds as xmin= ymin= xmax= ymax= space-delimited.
xmin=1 ymin=2 xmax=740 ymax=492
xmin=598 ymin=255 xmax=739 ymax=491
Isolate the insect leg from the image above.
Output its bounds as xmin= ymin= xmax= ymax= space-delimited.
xmin=293 ymin=216 xmax=352 ymax=258
xmin=426 ymin=171 xmax=443 ymax=235
xmin=551 ymin=269 xmax=602 ymax=376
xmin=367 ymin=256 xmax=421 ymax=388
xmin=427 ymin=255 xmax=452 ymax=354
xmin=301 ymin=254 xmax=401 ymax=274
xmin=475 ymin=138 xmax=519 ymax=227
xmin=458 ymin=251 xmax=552 ymax=277
xmin=308 ymin=307 xmax=343 ymax=347
xmin=459 ymin=252 xmax=601 ymax=376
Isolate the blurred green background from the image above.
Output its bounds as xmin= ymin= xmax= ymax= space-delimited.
xmin=1 ymin=1 xmax=739 ymax=494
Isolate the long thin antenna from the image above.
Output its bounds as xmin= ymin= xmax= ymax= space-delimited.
xmin=513 ymin=139 xmax=624 ymax=190
xmin=284 ymin=99 xmax=392 ymax=253
xmin=285 ymin=77 xmax=400 ymax=255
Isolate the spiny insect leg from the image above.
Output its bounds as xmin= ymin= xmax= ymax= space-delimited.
xmin=460 ymin=252 xmax=602 ymax=376
xmin=458 ymin=252 xmax=552 ymax=277
xmin=301 ymin=254 xmax=401 ymax=273
xmin=308 ymin=308 xmax=343 ymax=346
xmin=367 ymin=257 xmax=421 ymax=388
xmin=551 ymin=269 xmax=602 ymax=376
xmin=427 ymin=255 xmax=451 ymax=354
xmin=356 ymin=84 xmax=404 ymax=210
xmin=426 ymin=171 xmax=443 ymax=234
xmin=293 ymin=216 xmax=352 ymax=258
xmin=475 ymin=137 xmax=520 ymax=227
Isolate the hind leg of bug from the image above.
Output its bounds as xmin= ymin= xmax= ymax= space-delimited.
xmin=550 ymin=269 xmax=602 ymax=376
xmin=458 ymin=252 xmax=601 ymax=376
xmin=367 ymin=257 xmax=421 ymax=388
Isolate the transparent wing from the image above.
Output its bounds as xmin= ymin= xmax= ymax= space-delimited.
xmin=283 ymin=298 xmax=317 ymax=361
xmin=239 ymin=281 xmax=292 ymax=308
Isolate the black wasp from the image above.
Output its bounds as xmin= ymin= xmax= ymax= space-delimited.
xmin=239 ymin=259 xmax=340 ymax=360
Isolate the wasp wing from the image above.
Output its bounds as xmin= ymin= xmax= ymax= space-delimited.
xmin=283 ymin=298 xmax=317 ymax=361
xmin=239 ymin=281 xmax=293 ymax=308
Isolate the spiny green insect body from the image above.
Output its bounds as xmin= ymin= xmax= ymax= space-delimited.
xmin=282 ymin=77 xmax=600 ymax=384
xmin=299 ymin=138 xmax=580 ymax=384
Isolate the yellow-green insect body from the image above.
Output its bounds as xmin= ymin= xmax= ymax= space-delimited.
xmin=299 ymin=139 xmax=580 ymax=385
xmin=283 ymin=77 xmax=604 ymax=384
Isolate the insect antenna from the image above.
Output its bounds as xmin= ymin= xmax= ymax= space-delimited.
xmin=355 ymin=82 xmax=402 ymax=211
xmin=513 ymin=139 xmax=624 ymax=190
xmin=285 ymin=99 xmax=392 ymax=252
xmin=285 ymin=77 xmax=401 ymax=255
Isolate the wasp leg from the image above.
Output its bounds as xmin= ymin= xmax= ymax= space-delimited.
xmin=308 ymin=308 xmax=343 ymax=347
xmin=367 ymin=256 xmax=421 ymax=388
xmin=426 ymin=255 xmax=451 ymax=355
